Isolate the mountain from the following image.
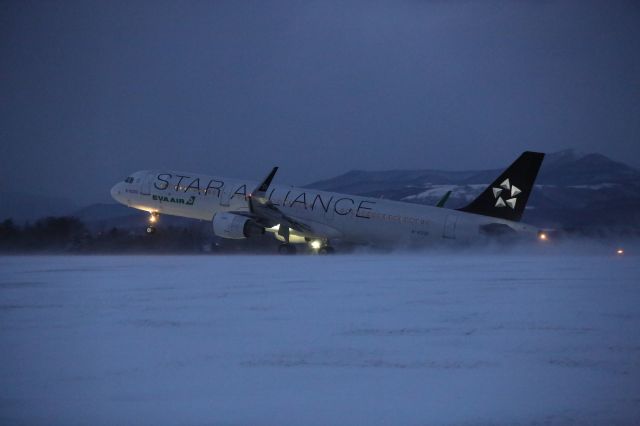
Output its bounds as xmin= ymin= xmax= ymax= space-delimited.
xmin=3 ymin=149 xmax=638 ymax=233
xmin=306 ymin=149 xmax=640 ymax=231
xmin=72 ymin=203 xmax=199 ymax=232
xmin=0 ymin=197 xmax=200 ymax=233
xmin=0 ymin=192 xmax=79 ymax=223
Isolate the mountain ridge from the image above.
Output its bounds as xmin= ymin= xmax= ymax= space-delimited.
xmin=2 ymin=149 xmax=638 ymax=231
xmin=305 ymin=149 xmax=640 ymax=230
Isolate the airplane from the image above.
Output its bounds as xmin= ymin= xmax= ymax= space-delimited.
xmin=110 ymin=151 xmax=546 ymax=253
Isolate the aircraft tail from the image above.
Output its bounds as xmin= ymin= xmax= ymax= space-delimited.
xmin=457 ymin=151 xmax=545 ymax=222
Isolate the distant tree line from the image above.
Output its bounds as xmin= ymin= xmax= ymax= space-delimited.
xmin=0 ymin=216 xmax=278 ymax=254
xmin=0 ymin=215 xmax=637 ymax=254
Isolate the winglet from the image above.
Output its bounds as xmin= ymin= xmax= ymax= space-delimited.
xmin=436 ymin=190 xmax=452 ymax=208
xmin=256 ymin=167 xmax=278 ymax=194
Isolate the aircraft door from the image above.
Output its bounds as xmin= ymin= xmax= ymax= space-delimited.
xmin=324 ymin=197 xmax=335 ymax=222
xmin=443 ymin=215 xmax=457 ymax=239
xmin=310 ymin=193 xmax=334 ymax=222
xmin=140 ymin=173 xmax=152 ymax=196
xmin=220 ymin=185 xmax=232 ymax=208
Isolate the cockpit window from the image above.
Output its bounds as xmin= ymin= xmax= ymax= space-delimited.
xmin=124 ymin=177 xmax=134 ymax=183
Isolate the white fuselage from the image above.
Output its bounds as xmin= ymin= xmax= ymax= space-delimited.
xmin=110 ymin=170 xmax=539 ymax=246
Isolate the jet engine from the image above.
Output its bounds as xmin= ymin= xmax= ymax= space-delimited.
xmin=212 ymin=212 xmax=265 ymax=239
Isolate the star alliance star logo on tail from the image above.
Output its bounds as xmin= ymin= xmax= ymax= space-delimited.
xmin=492 ymin=178 xmax=521 ymax=209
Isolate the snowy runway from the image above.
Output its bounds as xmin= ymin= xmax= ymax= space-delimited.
xmin=1 ymin=254 xmax=639 ymax=425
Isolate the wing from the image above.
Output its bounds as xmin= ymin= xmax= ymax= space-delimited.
xmin=248 ymin=167 xmax=311 ymax=233
xmin=246 ymin=167 xmax=339 ymax=241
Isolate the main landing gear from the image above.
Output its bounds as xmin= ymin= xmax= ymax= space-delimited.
xmin=146 ymin=212 xmax=159 ymax=234
xmin=277 ymin=242 xmax=335 ymax=255
xmin=278 ymin=244 xmax=297 ymax=255
xmin=318 ymin=246 xmax=335 ymax=255
xmin=275 ymin=230 xmax=335 ymax=255
xmin=278 ymin=240 xmax=335 ymax=255
xmin=310 ymin=239 xmax=335 ymax=255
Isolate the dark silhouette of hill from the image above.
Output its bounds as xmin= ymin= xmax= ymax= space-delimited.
xmin=1 ymin=149 xmax=638 ymax=251
xmin=307 ymin=149 xmax=640 ymax=231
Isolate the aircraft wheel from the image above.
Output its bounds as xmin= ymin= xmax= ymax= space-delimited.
xmin=146 ymin=226 xmax=156 ymax=234
xmin=318 ymin=246 xmax=335 ymax=255
xmin=278 ymin=244 xmax=296 ymax=255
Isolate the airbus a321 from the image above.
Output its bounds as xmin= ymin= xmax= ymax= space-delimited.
xmin=110 ymin=151 xmax=546 ymax=253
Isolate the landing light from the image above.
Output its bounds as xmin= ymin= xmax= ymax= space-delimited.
xmin=538 ymin=232 xmax=548 ymax=241
xmin=310 ymin=240 xmax=322 ymax=250
xmin=149 ymin=215 xmax=157 ymax=223
xmin=616 ymin=248 xmax=624 ymax=255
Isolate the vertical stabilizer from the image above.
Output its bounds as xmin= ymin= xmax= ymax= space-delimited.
xmin=457 ymin=151 xmax=545 ymax=222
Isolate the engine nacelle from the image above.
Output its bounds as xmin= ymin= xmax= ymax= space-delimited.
xmin=212 ymin=212 xmax=265 ymax=239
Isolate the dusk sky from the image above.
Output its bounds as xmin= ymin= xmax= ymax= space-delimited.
xmin=1 ymin=0 xmax=639 ymax=204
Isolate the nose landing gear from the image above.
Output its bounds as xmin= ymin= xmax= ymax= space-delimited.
xmin=146 ymin=212 xmax=159 ymax=234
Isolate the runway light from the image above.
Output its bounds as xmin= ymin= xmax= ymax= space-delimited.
xmin=310 ymin=240 xmax=322 ymax=250
xmin=616 ymin=248 xmax=624 ymax=255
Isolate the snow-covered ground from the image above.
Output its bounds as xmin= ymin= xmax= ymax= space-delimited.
xmin=1 ymin=254 xmax=639 ymax=425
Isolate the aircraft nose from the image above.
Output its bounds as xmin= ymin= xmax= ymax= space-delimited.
xmin=110 ymin=183 xmax=122 ymax=202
